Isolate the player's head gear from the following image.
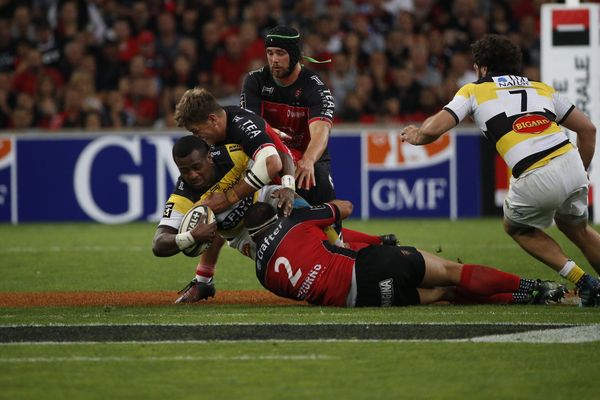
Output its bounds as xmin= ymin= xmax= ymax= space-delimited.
xmin=265 ymin=26 xmax=301 ymax=75
xmin=471 ymin=34 xmax=522 ymax=76
xmin=172 ymin=135 xmax=210 ymax=159
xmin=246 ymin=202 xmax=278 ymax=237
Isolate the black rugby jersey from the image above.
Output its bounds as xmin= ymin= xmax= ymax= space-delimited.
xmin=240 ymin=66 xmax=335 ymax=157
xmin=219 ymin=106 xmax=279 ymax=160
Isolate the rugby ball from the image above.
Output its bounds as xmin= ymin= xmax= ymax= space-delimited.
xmin=178 ymin=205 xmax=216 ymax=257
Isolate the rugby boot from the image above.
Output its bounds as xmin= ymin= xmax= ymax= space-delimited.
xmin=530 ymin=280 xmax=567 ymax=304
xmin=577 ymin=275 xmax=600 ymax=307
xmin=174 ymin=278 xmax=216 ymax=303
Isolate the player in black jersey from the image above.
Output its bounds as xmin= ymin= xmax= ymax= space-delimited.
xmin=241 ymin=25 xmax=398 ymax=247
xmin=174 ymin=86 xmax=296 ymax=217
xmin=241 ymin=25 xmax=335 ymax=205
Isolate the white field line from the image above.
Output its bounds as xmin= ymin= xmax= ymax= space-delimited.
xmin=0 ymin=354 xmax=337 ymax=363
xmin=460 ymin=324 xmax=600 ymax=343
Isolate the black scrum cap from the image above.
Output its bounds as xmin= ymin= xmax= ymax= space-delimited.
xmin=265 ymin=26 xmax=301 ymax=74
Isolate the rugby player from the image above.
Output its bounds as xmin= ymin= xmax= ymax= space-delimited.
xmin=244 ymin=201 xmax=566 ymax=307
xmin=241 ymin=25 xmax=397 ymax=247
xmin=400 ymin=34 xmax=600 ymax=306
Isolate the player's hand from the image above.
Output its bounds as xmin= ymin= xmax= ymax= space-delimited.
xmin=200 ymin=192 xmax=229 ymax=213
xmin=271 ymin=187 xmax=295 ymax=217
xmin=190 ymin=221 xmax=217 ymax=243
xmin=400 ymin=125 xmax=420 ymax=144
xmin=295 ymin=157 xmax=316 ymax=190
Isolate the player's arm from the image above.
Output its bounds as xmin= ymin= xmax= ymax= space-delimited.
xmin=152 ymin=223 xmax=218 ymax=257
xmin=240 ymin=73 xmax=262 ymax=114
xmin=328 ymin=199 xmax=353 ymax=220
xmin=296 ymin=120 xmax=331 ymax=190
xmin=202 ymin=145 xmax=283 ymax=212
xmin=401 ymin=109 xmax=457 ymax=145
xmin=560 ymin=107 xmax=597 ymax=170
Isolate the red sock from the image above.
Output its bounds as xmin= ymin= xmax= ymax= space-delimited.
xmin=195 ymin=263 xmax=215 ymax=283
xmin=459 ymin=264 xmax=521 ymax=296
xmin=341 ymin=228 xmax=381 ymax=245
xmin=454 ymin=287 xmax=516 ymax=304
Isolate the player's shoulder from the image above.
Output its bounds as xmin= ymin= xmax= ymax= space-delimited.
xmin=298 ymin=67 xmax=329 ymax=88
xmin=245 ymin=66 xmax=270 ymax=82
xmin=172 ymin=177 xmax=203 ymax=200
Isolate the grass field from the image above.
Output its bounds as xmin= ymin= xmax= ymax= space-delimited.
xmin=1 ymin=219 xmax=599 ymax=399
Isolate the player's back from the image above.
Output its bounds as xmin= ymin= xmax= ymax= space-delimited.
xmin=254 ymin=208 xmax=354 ymax=306
xmin=446 ymin=75 xmax=574 ymax=177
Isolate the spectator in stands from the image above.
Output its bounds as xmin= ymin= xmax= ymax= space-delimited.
xmin=10 ymin=4 xmax=36 ymax=43
xmin=129 ymin=0 xmax=154 ymax=36
xmin=0 ymin=0 xmax=571 ymax=129
xmin=101 ymin=89 xmax=131 ymax=128
xmin=329 ymin=51 xmax=357 ymax=109
xmin=408 ymin=39 xmax=442 ymax=88
xmin=126 ymin=76 xmax=158 ymax=127
xmin=212 ymin=34 xmax=249 ymax=99
xmin=35 ymin=18 xmax=61 ymax=67
xmin=52 ymin=85 xmax=84 ymax=128
xmin=0 ymin=71 xmax=11 ymax=128
xmin=58 ymin=39 xmax=84 ymax=81
xmin=154 ymin=12 xmax=180 ymax=72
xmin=95 ymin=35 xmax=121 ymax=91
xmin=11 ymin=48 xmax=63 ymax=96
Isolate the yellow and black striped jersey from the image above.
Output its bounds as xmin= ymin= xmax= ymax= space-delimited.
xmin=444 ymin=74 xmax=575 ymax=177
xmin=158 ymin=143 xmax=253 ymax=238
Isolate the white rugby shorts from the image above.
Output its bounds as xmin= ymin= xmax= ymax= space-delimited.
xmin=503 ymin=149 xmax=589 ymax=229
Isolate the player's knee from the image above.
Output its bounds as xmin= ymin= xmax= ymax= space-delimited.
xmin=503 ymin=221 xmax=534 ymax=237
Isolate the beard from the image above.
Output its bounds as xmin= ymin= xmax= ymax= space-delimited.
xmin=269 ymin=64 xmax=292 ymax=79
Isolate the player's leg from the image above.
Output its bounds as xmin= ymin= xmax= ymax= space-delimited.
xmin=504 ymin=223 xmax=569 ymax=271
xmin=504 ymin=153 xmax=599 ymax=306
xmin=416 ymin=287 xmax=454 ymax=304
xmin=418 ymin=250 xmax=545 ymax=298
xmin=175 ymin=235 xmax=224 ymax=303
xmin=554 ymin=187 xmax=600 ymax=275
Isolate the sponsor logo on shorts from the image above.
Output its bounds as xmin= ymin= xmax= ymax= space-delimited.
xmin=163 ymin=203 xmax=174 ymax=218
xmin=379 ymin=278 xmax=394 ymax=307
xmin=512 ymin=114 xmax=551 ymax=134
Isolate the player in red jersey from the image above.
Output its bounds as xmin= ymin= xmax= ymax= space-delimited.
xmin=241 ymin=25 xmax=397 ymax=247
xmin=244 ymin=201 xmax=566 ymax=307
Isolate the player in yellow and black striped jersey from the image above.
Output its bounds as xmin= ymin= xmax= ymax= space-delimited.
xmin=401 ymin=34 xmax=600 ymax=306
xmin=159 ymin=142 xmax=251 ymax=238
xmin=152 ymin=136 xmax=295 ymax=303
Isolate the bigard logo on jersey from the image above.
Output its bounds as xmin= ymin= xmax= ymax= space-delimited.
xmin=552 ymin=9 xmax=590 ymax=46
xmin=512 ymin=114 xmax=551 ymax=134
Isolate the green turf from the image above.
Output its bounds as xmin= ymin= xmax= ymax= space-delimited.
xmin=1 ymin=342 xmax=599 ymax=400
xmin=1 ymin=219 xmax=595 ymax=292
xmin=1 ymin=219 xmax=599 ymax=399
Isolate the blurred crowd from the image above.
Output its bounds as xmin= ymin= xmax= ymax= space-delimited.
xmin=0 ymin=0 xmax=566 ymax=131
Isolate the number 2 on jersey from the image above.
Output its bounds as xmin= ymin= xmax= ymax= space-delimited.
xmin=274 ymin=257 xmax=302 ymax=287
